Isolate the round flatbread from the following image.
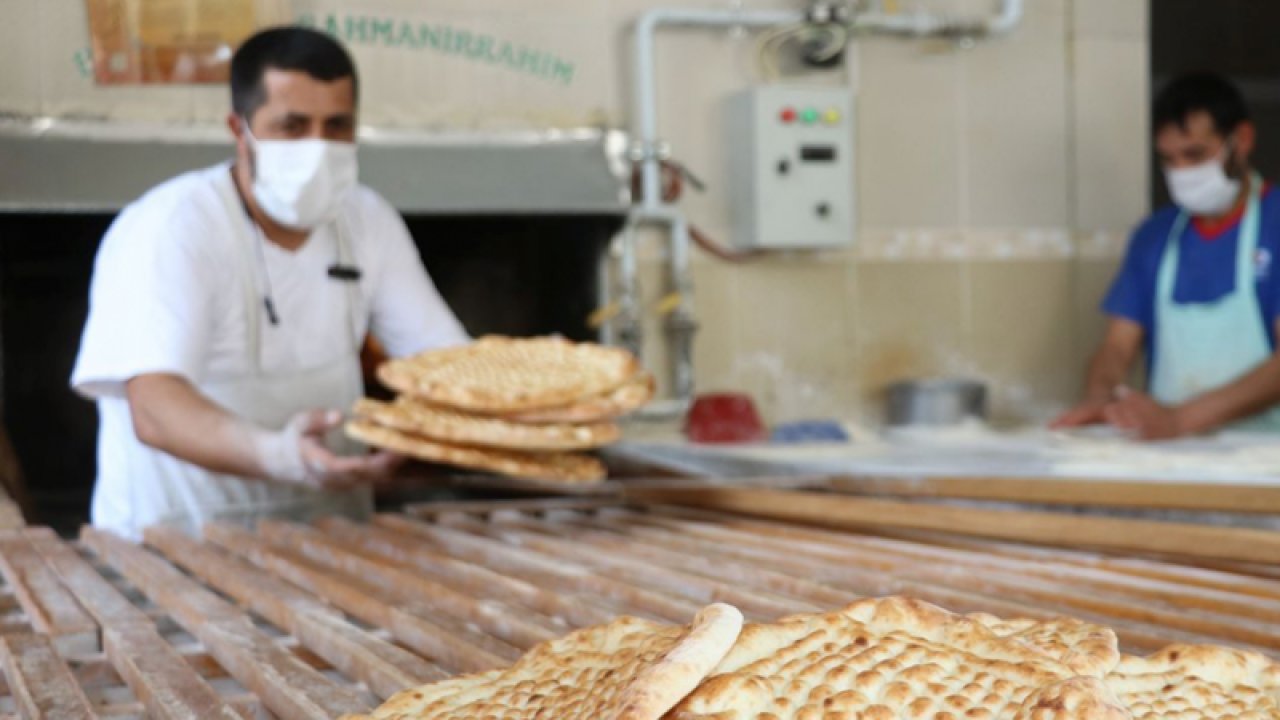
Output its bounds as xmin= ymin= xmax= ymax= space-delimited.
xmin=344 ymin=419 xmax=606 ymax=483
xmin=1104 ymin=644 xmax=1280 ymax=719
xmin=501 ymin=373 xmax=657 ymax=425
xmin=378 ymin=336 xmax=642 ymax=413
xmin=668 ymin=596 xmax=1129 ymax=720
xmin=352 ymin=397 xmax=621 ymax=451
xmin=341 ymin=603 xmax=743 ymax=720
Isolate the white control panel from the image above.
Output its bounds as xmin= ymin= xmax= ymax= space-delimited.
xmin=726 ymin=86 xmax=854 ymax=249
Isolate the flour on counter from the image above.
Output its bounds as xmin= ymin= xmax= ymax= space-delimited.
xmin=1045 ymin=430 xmax=1280 ymax=481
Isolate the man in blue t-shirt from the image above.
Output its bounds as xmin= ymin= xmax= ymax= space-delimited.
xmin=1054 ymin=73 xmax=1280 ymax=439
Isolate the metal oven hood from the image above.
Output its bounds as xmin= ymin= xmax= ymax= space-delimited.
xmin=0 ymin=120 xmax=631 ymax=215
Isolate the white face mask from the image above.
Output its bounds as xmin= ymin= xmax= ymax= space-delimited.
xmin=242 ymin=120 xmax=358 ymax=230
xmin=1163 ymin=144 xmax=1241 ymax=217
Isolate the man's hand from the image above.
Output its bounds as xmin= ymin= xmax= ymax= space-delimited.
xmin=258 ymin=409 xmax=404 ymax=491
xmin=1049 ymin=398 xmax=1109 ymax=430
xmin=1054 ymin=318 xmax=1144 ymax=431
xmin=1101 ymin=386 xmax=1186 ymax=440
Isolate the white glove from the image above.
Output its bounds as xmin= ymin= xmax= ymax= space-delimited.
xmin=253 ymin=409 xmax=401 ymax=490
xmin=251 ymin=410 xmax=331 ymax=485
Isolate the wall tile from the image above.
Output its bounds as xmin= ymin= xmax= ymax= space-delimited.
xmin=1074 ymin=0 xmax=1148 ymax=39
xmin=855 ymin=38 xmax=964 ymax=228
xmin=851 ymin=259 xmax=973 ymax=419
xmin=961 ymin=1 xmax=1070 ymax=227
xmin=1073 ymin=38 xmax=1150 ymax=232
xmin=968 ymin=260 xmax=1077 ymax=424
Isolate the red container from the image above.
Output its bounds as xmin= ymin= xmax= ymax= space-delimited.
xmin=684 ymin=393 xmax=768 ymax=444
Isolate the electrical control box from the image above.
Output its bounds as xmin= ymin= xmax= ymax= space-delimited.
xmin=726 ymin=86 xmax=854 ymax=249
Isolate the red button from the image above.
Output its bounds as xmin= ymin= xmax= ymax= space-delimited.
xmin=779 ymin=107 xmax=797 ymax=124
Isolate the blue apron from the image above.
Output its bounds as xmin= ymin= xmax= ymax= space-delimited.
xmin=1151 ymin=172 xmax=1280 ymax=431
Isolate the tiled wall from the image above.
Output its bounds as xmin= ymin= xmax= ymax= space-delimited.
xmin=0 ymin=0 xmax=1151 ymax=426
xmin=648 ymin=0 xmax=1151 ymax=426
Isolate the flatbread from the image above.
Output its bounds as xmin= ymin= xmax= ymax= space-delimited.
xmin=342 ymin=603 xmax=743 ymax=720
xmin=379 ymin=336 xmax=641 ymax=413
xmin=968 ymin=614 xmax=1120 ymax=678
xmin=501 ymin=373 xmax=657 ymax=424
xmin=352 ymin=398 xmax=621 ymax=451
xmin=1104 ymin=644 xmax=1280 ymax=719
xmin=667 ymin=596 xmax=1128 ymax=720
xmin=344 ymin=419 xmax=606 ymax=484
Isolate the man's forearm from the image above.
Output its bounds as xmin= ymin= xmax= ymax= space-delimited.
xmin=125 ymin=374 xmax=277 ymax=479
xmin=1082 ymin=346 xmax=1132 ymax=403
xmin=1176 ymin=355 xmax=1280 ymax=434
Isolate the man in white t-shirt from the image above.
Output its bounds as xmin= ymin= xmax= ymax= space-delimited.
xmin=71 ymin=27 xmax=468 ymax=540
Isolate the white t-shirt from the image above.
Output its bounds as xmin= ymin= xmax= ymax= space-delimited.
xmin=74 ymin=162 xmax=467 ymax=397
xmin=71 ymin=163 xmax=468 ymax=536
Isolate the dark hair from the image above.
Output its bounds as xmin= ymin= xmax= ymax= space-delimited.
xmin=230 ymin=26 xmax=358 ymax=119
xmin=1152 ymin=73 xmax=1248 ymax=138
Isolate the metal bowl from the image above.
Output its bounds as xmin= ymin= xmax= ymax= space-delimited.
xmin=885 ymin=378 xmax=988 ymax=427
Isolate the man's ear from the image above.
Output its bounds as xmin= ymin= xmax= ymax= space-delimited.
xmin=1233 ymin=120 xmax=1257 ymax=163
xmin=227 ymin=113 xmax=253 ymax=166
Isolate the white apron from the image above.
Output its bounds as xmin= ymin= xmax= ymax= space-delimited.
xmin=1150 ymin=172 xmax=1280 ymax=431
xmin=119 ymin=179 xmax=372 ymax=538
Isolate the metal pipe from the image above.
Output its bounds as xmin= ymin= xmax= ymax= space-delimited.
xmin=616 ymin=221 xmax=644 ymax=360
xmin=665 ymin=212 xmax=698 ymax=402
xmin=633 ymin=7 xmax=805 ymax=210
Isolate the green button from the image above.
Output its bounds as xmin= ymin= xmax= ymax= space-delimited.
xmin=801 ymin=108 xmax=820 ymax=124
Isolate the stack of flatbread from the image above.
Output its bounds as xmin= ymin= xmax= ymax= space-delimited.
xmin=345 ymin=336 xmax=655 ymax=484
xmin=344 ymin=596 xmax=1280 ymax=720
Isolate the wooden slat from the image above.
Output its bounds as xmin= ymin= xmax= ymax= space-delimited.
xmin=642 ymin=506 xmax=1280 ymax=623
xmin=26 ymin=533 xmax=151 ymax=628
xmin=905 ymin=531 xmax=1280 ymax=602
xmin=25 ymin=531 xmax=248 ymax=720
xmin=374 ymin=514 xmax=704 ymax=623
xmin=81 ymin=528 xmax=370 ymax=720
xmin=829 ymin=474 xmax=1280 ymax=513
xmin=316 ymin=517 xmax=619 ymax=628
xmin=829 ymin=527 xmax=1280 ymax=623
xmin=200 ymin=621 xmax=372 ymax=720
xmin=625 ymin=486 xmax=1280 ymax=564
xmin=0 ymin=535 xmax=97 ymax=653
xmin=605 ymin=509 xmax=1240 ymax=653
xmin=103 ymin=623 xmax=248 ymax=720
xmin=494 ymin=512 xmax=862 ymax=608
xmin=292 ymin=611 xmax=448 ymax=700
xmin=616 ymin=509 xmax=1280 ymax=653
xmin=143 ymin=526 xmax=447 ymax=701
xmin=77 ymin=529 xmax=243 ymax=631
xmin=142 ymin=527 xmax=335 ymax=634
xmin=203 ymin=523 xmax=514 ymax=674
xmin=0 ymin=633 xmax=97 ymax=719
xmin=445 ymin=514 xmax=812 ymax=621
xmin=257 ymin=520 xmax=564 ymax=650
xmin=406 ymin=497 xmax=626 ymax=517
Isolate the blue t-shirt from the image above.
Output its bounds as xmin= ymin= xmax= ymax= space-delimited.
xmin=1104 ymin=184 xmax=1280 ymax=375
